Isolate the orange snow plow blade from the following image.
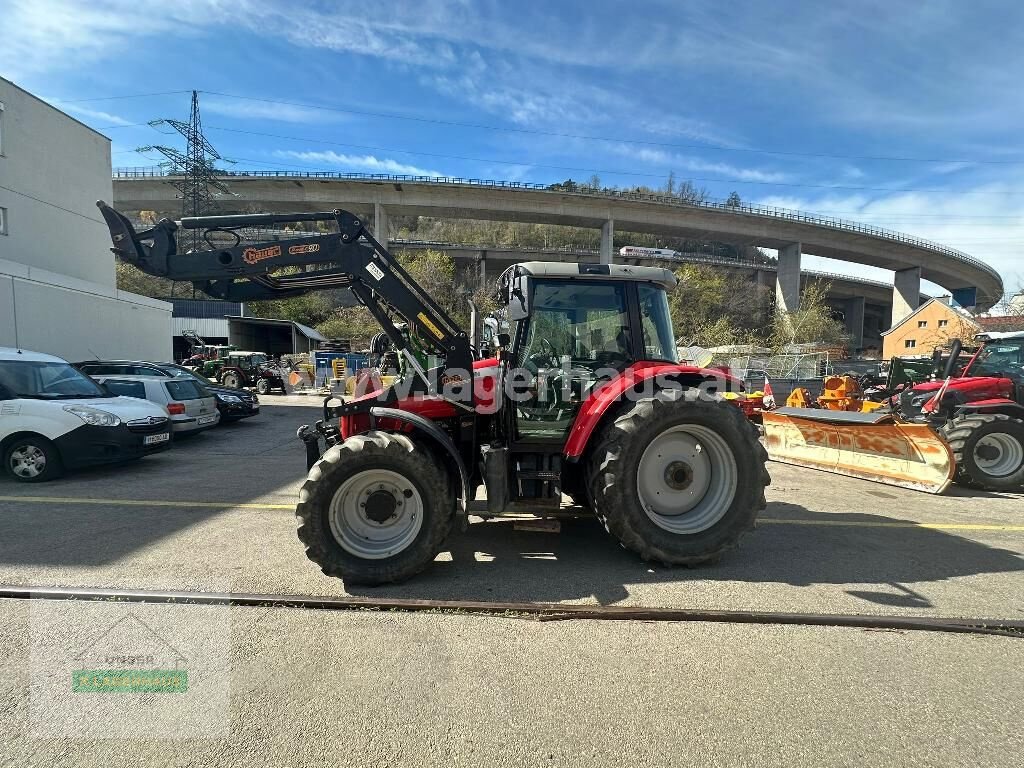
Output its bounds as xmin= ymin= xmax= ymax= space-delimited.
xmin=762 ymin=407 xmax=955 ymax=494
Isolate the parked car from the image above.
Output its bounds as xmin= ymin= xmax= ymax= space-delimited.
xmin=0 ymin=348 xmax=172 ymax=482
xmin=75 ymin=360 xmax=260 ymax=422
xmin=90 ymin=375 xmax=220 ymax=435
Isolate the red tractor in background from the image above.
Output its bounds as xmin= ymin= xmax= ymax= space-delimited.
xmin=99 ymin=202 xmax=769 ymax=585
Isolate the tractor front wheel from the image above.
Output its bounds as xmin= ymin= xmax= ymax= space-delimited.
xmin=587 ymin=391 xmax=768 ymax=565
xmin=941 ymin=414 xmax=1024 ymax=490
xmin=296 ymin=431 xmax=455 ymax=585
xmin=256 ymin=378 xmax=270 ymax=395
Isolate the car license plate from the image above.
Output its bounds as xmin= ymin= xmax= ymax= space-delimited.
xmin=198 ymin=415 xmax=217 ymax=425
xmin=144 ymin=433 xmax=170 ymax=445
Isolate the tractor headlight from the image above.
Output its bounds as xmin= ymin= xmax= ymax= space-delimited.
xmin=63 ymin=405 xmax=121 ymax=427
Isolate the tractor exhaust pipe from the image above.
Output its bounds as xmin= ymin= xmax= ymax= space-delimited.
xmin=942 ymin=338 xmax=963 ymax=379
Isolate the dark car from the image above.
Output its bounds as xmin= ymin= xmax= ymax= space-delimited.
xmin=74 ymin=360 xmax=260 ymax=423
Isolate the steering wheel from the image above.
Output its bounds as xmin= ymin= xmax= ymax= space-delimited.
xmin=526 ymin=337 xmax=558 ymax=372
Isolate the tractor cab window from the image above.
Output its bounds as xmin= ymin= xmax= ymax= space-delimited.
xmin=638 ymin=284 xmax=679 ymax=363
xmin=973 ymin=340 xmax=1024 ymax=381
xmin=515 ymin=280 xmax=630 ymax=440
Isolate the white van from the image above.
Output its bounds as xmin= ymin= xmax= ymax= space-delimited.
xmin=0 ymin=348 xmax=173 ymax=482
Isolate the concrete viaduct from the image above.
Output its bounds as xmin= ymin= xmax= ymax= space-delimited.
xmin=112 ymin=171 xmax=1004 ymax=342
xmin=388 ymin=239 xmax=927 ymax=349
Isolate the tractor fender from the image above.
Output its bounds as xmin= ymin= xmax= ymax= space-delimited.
xmin=563 ymin=363 xmax=742 ymax=460
xmin=954 ymin=399 xmax=1024 ymax=419
xmin=369 ymin=406 xmax=469 ymax=517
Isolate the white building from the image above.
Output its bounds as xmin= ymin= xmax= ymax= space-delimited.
xmin=0 ymin=77 xmax=171 ymax=361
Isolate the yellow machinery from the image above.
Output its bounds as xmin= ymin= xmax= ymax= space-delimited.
xmin=785 ymin=375 xmax=883 ymax=413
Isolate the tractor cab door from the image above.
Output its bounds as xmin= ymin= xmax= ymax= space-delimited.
xmin=512 ymin=280 xmax=633 ymax=442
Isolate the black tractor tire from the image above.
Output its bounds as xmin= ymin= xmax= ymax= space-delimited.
xmin=296 ymin=431 xmax=455 ymax=585
xmin=220 ymin=370 xmax=242 ymax=389
xmin=3 ymin=435 xmax=64 ymax=483
xmin=255 ymin=378 xmax=270 ymax=395
xmin=586 ymin=390 xmax=769 ymax=566
xmin=940 ymin=414 xmax=1024 ymax=490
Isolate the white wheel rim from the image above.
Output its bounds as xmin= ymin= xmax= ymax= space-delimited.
xmin=973 ymin=433 xmax=1024 ymax=478
xmin=636 ymin=424 xmax=737 ymax=534
xmin=10 ymin=445 xmax=46 ymax=479
xmin=329 ymin=469 xmax=424 ymax=559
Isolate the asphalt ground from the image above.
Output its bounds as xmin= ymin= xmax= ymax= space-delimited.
xmin=0 ymin=397 xmax=1021 ymax=765
xmin=0 ymin=396 xmax=1021 ymax=618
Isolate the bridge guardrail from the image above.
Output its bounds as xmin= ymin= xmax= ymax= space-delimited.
xmin=112 ymin=166 xmax=1000 ymax=286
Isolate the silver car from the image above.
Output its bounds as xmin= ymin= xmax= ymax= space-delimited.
xmin=92 ymin=375 xmax=220 ymax=434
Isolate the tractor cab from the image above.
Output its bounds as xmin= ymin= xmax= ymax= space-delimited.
xmin=498 ymin=262 xmax=680 ymax=442
xmin=969 ymin=332 xmax=1024 ymax=384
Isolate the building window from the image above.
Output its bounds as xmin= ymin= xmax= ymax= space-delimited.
xmin=0 ymin=207 xmax=6 ymax=236
xmin=938 ymin=319 xmax=948 ymax=328
xmin=0 ymin=100 xmax=5 ymax=156
xmin=918 ymin=320 xmax=927 ymax=328
xmin=905 ymin=339 xmax=917 ymax=349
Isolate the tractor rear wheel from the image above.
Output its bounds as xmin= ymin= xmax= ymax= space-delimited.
xmin=221 ymin=369 xmax=242 ymax=389
xmin=940 ymin=414 xmax=1024 ymax=490
xmin=586 ymin=390 xmax=768 ymax=565
xmin=296 ymin=431 xmax=455 ymax=585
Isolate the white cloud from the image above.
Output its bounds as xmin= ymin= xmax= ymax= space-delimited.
xmin=615 ymin=146 xmax=789 ymax=184
xmin=203 ymin=99 xmax=340 ymax=124
xmin=274 ymin=150 xmax=442 ymax=177
xmin=48 ymin=101 xmax=134 ymax=126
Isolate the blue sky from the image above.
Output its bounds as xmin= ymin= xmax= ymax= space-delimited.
xmin=3 ymin=0 xmax=1022 ymax=296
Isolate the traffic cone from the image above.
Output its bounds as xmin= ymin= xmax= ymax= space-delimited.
xmin=762 ymin=376 xmax=776 ymax=409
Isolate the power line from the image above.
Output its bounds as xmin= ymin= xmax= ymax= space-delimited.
xmin=0 ymin=184 xmax=104 ymax=225
xmin=200 ymin=90 xmax=1024 ymax=167
xmin=60 ymin=90 xmax=194 ymax=103
xmin=204 ymin=126 xmax=1024 ymax=195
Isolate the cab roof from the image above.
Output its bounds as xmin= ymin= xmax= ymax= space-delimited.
xmin=976 ymin=330 xmax=1024 ymax=342
xmin=509 ymin=262 xmax=677 ymax=290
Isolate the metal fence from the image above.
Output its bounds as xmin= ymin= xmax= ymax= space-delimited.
xmin=112 ymin=166 xmax=1001 ymax=285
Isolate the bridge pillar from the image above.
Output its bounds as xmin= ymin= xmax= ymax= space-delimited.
xmin=892 ymin=266 xmax=921 ymax=326
xmin=478 ymin=251 xmax=487 ymax=287
xmin=600 ymin=219 xmax=615 ymax=264
xmin=843 ymin=296 xmax=866 ymax=352
xmin=776 ymin=242 xmax=802 ymax=314
xmin=374 ymin=202 xmax=389 ymax=251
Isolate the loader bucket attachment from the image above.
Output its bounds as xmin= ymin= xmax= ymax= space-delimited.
xmin=762 ymin=407 xmax=954 ymax=494
xmin=96 ymin=200 xmax=177 ymax=276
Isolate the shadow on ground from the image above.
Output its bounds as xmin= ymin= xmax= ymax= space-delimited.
xmin=340 ymin=502 xmax=1024 ymax=606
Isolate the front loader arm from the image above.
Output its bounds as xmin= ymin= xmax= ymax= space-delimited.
xmin=96 ymin=201 xmax=474 ymax=399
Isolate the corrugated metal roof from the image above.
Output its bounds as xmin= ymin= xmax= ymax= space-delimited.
xmin=170 ymin=317 xmax=230 ymax=338
xmin=224 ymin=316 xmax=327 ymax=342
xmin=168 ymin=299 xmax=243 ymax=319
xmin=294 ymin=321 xmax=328 ymax=342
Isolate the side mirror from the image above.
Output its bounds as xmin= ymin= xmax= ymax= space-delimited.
xmin=507 ymin=276 xmax=530 ymax=321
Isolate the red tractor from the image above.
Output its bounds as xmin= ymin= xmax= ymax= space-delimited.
xmin=98 ymin=202 xmax=769 ymax=584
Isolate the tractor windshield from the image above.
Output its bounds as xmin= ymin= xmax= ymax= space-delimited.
xmin=971 ymin=339 xmax=1024 ymax=381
